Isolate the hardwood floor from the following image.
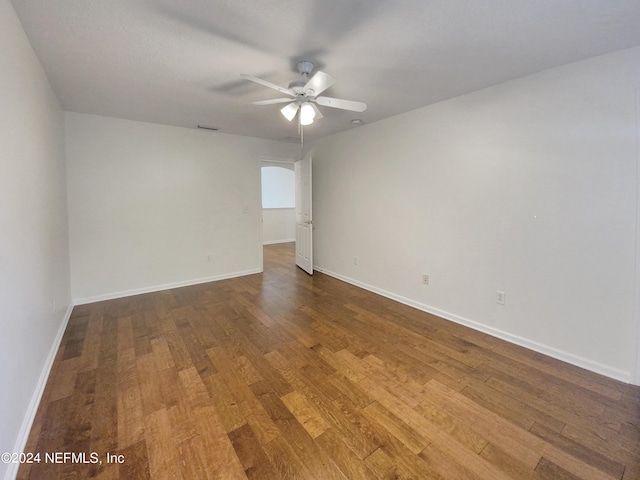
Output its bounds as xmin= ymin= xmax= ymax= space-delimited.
xmin=18 ymin=242 xmax=640 ymax=479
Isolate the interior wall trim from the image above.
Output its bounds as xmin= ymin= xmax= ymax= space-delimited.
xmin=73 ymin=269 xmax=262 ymax=306
xmin=314 ymin=265 xmax=631 ymax=384
xmin=5 ymin=303 xmax=74 ymax=480
xmin=263 ymin=239 xmax=295 ymax=245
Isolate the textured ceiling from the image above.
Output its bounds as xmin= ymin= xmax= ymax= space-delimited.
xmin=11 ymin=0 xmax=640 ymax=142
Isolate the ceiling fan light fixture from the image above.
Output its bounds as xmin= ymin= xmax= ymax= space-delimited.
xmin=242 ymin=65 xmax=365 ymax=130
xmin=280 ymin=103 xmax=299 ymax=122
xmin=300 ymin=102 xmax=316 ymax=125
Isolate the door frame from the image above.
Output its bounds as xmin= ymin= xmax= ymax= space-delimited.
xmin=633 ymin=90 xmax=640 ymax=385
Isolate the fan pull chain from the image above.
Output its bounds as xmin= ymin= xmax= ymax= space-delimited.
xmin=298 ymin=112 xmax=304 ymax=153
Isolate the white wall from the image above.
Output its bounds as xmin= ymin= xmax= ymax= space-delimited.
xmin=262 ymin=208 xmax=296 ymax=244
xmin=0 ymin=1 xmax=71 ymax=478
xmin=66 ymin=113 xmax=299 ymax=303
xmin=262 ymin=165 xmax=295 ymax=208
xmin=311 ymin=46 xmax=640 ymax=382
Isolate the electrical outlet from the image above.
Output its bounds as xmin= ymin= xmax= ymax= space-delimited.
xmin=422 ymin=274 xmax=429 ymax=285
xmin=496 ymin=290 xmax=506 ymax=305
xmin=354 ymin=256 xmax=358 ymax=265
xmin=207 ymin=254 xmax=212 ymax=262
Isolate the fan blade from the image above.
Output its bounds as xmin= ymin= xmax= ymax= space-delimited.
xmin=281 ymin=103 xmax=299 ymax=122
xmin=240 ymin=74 xmax=294 ymax=97
xmin=303 ymin=71 xmax=336 ymax=96
xmin=315 ymin=96 xmax=367 ymax=112
xmin=252 ymin=98 xmax=295 ymax=106
xmin=310 ymin=102 xmax=323 ymax=120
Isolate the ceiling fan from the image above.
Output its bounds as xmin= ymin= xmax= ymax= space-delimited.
xmin=241 ymin=61 xmax=367 ymax=126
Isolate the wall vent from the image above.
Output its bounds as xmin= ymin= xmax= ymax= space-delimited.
xmin=196 ymin=125 xmax=219 ymax=131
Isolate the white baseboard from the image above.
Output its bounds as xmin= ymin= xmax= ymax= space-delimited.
xmin=314 ymin=266 xmax=631 ymax=384
xmin=263 ymin=239 xmax=295 ymax=245
xmin=4 ymin=303 xmax=73 ymax=480
xmin=73 ymin=269 xmax=262 ymax=305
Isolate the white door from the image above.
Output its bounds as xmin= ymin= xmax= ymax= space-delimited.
xmin=295 ymin=156 xmax=313 ymax=274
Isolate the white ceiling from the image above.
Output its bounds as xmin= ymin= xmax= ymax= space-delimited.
xmin=11 ymin=0 xmax=640 ymax=142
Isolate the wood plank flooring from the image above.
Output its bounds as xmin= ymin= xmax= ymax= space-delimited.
xmin=18 ymin=242 xmax=640 ymax=479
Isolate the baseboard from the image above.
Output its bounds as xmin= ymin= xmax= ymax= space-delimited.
xmin=4 ymin=303 xmax=73 ymax=480
xmin=314 ymin=266 xmax=631 ymax=384
xmin=73 ymin=269 xmax=262 ymax=305
xmin=263 ymin=239 xmax=295 ymax=245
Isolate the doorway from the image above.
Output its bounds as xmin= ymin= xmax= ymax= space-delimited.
xmin=260 ymin=158 xmax=296 ymax=246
